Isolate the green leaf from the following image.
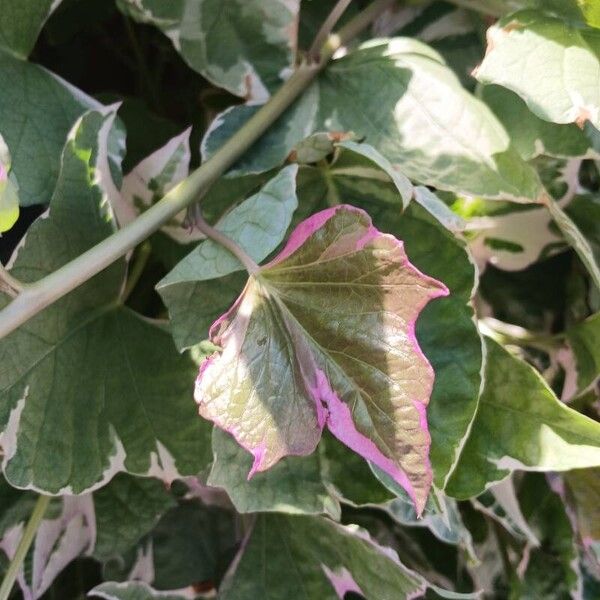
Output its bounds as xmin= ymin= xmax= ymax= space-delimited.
xmin=566 ymin=193 xmax=600 ymax=277
xmin=117 ymin=0 xmax=299 ymax=102
xmin=157 ymin=164 xmax=299 ymax=350
xmin=482 ymin=85 xmax=596 ymax=160
xmin=196 ymin=205 xmax=448 ymax=514
xmin=90 ymin=581 xmax=187 ymax=600
xmin=475 ymin=11 xmax=600 ymax=130
xmin=566 ymin=312 xmax=600 ymax=393
xmin=93 ymin=474 xmax=176 ymax=562
xmin=321 ymin=433 xmax=394 ymax=507
xmin=203 ymin=38 xmax=542 ymax=202
xmin=0 ymin=107 xmax=211 ymax=494
xmin=0 ymin=50 xmax=96 ymax=206
xmin=208 ymin=428 xmax=340 ymax=517
xmin=0 ymin=0 xmax=64 ymax=58
xmin=219 ymin=514 xmax=476 ymax=599
xmin=447 ymin=338 xmax=600 ymax=499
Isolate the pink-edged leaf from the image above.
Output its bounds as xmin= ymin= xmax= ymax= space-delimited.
xmin=195 ymin=205 xmax=448 ymax=513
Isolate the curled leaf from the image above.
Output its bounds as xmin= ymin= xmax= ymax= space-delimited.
xmin=195 ymin=205 xmax=448 ymax=513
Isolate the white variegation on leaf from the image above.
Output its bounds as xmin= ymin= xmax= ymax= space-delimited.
xmin=0 ymin=107 xmax=211 ymax=494
xmin=116 ymin=0 xmax=300 ymax=102
xmin=467 ymin=206 xmax=564 ymax=272
xmin=116 ymin=128 xmax=203 ymax=243
xmin=219 ymin=514 xmax=478 ymax=599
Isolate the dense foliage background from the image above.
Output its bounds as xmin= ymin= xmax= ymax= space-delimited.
xmin=0 ymin=0 xmax=599 ymax=598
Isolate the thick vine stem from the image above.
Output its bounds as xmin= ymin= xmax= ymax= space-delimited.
xmin=0 ymin=0 xmax=397 ymax=339
xmin=0 ymin=494 xmax=50 ymax=600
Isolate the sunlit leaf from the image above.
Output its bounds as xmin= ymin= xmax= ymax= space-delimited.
xmin=196 ymin=205 xmax=447 ymax=513
xmin=203 ymin=38 xmax=542 ymax=202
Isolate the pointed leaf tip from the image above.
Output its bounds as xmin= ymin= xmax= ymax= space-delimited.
xmin=195 ymin=205 xmax=448 ymax=513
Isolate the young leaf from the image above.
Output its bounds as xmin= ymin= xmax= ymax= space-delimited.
xmin=117 ymin=0 xmax=299 ymax=102
xmin=203 ymin=38 xmax=542 ymax=202
xmin=157 ymin=164 xmax=299 ymax=350
xmin=196 ymin=205 xmax=448 ymax=514
xmin=447 ymin=338 xmax=600 ymax=499
xmin=219 ymin=514 xmax=477 ymax=599
xmin=294 ymin=171 xmax=484 ymax=492
xmin=0 ymin=51 xmax=97 ymax=206
xmin=0 ymin=0 xmax=64 ymax=58
xmin=208 ymin=428 xmax=340 ymax=518
xmin=475 ymin=11 xmax=600 ymax=130
xmin=0 ymin=107 xmax=211 ymax=494
xmin=348 ymin=199 xmax=483 ymax=491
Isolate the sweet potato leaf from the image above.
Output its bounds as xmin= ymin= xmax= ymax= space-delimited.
xmin=447 ymin=338 xmax=600 ymax=499
xmin=116 ymin=0 xmax=299 ymax=102
xmin=196 ymin=205 xmax=448 ymax=514
xmin=208 ymin=427 xmax=340 ymax=517
xmin=0 ymin=0 xmax=64 ymax=58
xmin=203 ymin=38 xmax=542 ymax=202
xmin=219 ymin=514 xmax=477 ymax=599
xmin=0 ymin=50 xmax=97 ymax=206
xmin=0 ymin=107 xmax=211 ymax=494
xmin=475 ymin=11 xmax=600 ymax=130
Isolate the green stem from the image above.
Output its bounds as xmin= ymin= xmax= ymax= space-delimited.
xmin=0 ymin=495 xmax=50 ymax=600
xmin=122 ymin=241 xmax=152 ymax=302
xmin=0 ymin=0 xmax=396 ymax=340
xmin=195 ymin=214 xmax=259 ymax=275
xmin=308 ymin=0 xmax=353 ymax=60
